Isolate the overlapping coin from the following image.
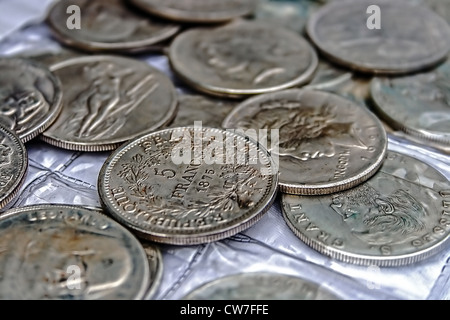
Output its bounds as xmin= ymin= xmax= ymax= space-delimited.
xmin=281 ymin=151 xmax=450 ymax=267
xmin=0 ymin=205 xmax=151 ymax=300
xmin=307 ymin=0 xmax=450 ymax=74
xmin=370 ymin=60 xmax=450 ymax=146
xmin=183 ymin=272 xmax=342 ymax=300
xmin=41 ymin=55 xmax=178 ymax=152
xmin=47 ymin=0 xmax=181 ymax=53
xmin=0 ymin=57 xmax=63 ymax=143
xmin=0 ymin=123 xmax=28 ymax=211
xmin=98 ymin=127 xmax=279 ymax=245
xmin=168 ymin=20 xmax=318 ymax=98
xmin=128 ymin=0 xmax=260 ymax=24
xmin=222 ymin=89 xmax=388 ymax=195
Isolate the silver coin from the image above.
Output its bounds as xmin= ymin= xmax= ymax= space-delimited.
xmin=168 ymin=20 xmax=318 ymax=98
xmin=46 ymin=0 xmax=180 ymax=54
xmin=166 ymin=94 xmax=237 ymax=129
xmin=41 ymin=55 xmax=178 ymax=152
xmin=307 ymin=0 xmax=450 ymax=74
xmin=281 ymin=151 xmax=450 ymax=267
xmin=0 ymin=57 xmax=63 ymax=143
xmin=128 ymin=0 xmax=260 ymax=23
xmin=222 ymin=89 xmax=388 ymax=195
xmin=79 ymin=206 xmax=163 ymax=300
xmin=0 ymin=204 xmax=151 ymax=300
xmin=370 ymin=60 xmax=450 ymax=146
xmin=0 ymin=123 xmax=28 ymax=211
xmin=98 ymin=127 xmax=279 ymax=245
xmin=183 ymin=272 xmax=342 ymax=300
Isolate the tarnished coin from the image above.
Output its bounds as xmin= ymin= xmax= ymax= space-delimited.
xmin=0 ymin=57 xmax=63 ymax=143
xmin=166 ymin=94 xmax=237 ymax=129
xmin=183 ymin=272 xmax=341 ymax=300
xmin=0 ymin=204 xmax=151 ymax=300
xmin=0 ymin=123 xmax=28 ymax=211
xmin=98 ymin=127 xmax=279 ymax=245
xmin=222 ymin=89 xmax=388 ymax=195
xmin=307 ymin=0 xmax=450 ymax=74
xmin=46 ymin=0 xmax=180 ymax=54
xmin=128 ymin=0 xmax=260 ymax=24
xmin=370 ymin=61 xmax=450 ymax=146
xmin=281 ymin=151 xmax=450 ymax=267
xmin=80 ymin=206 xmax=163 ymax=300
xmin=168 ymin=20 xmax=318 ymax=98
xmin=41 ymin=55 xmax=178 ymax=152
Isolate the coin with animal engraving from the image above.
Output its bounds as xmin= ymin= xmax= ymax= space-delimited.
xmin=166 ymin=94 xmax=237 ymax=129
xmin=80 ymin=206 xmax=163 ymax=300
xmin=46 ymin=0 xmax=180 ymax=54
xmin=128 ymin=0 xmax=260 ymax=24
xmin=182 ymin=272 xmax=342 ymax=300
xmin=0 ymin=123 xmax=28 ymax=211
xmin=40 ymin=55 xmax=178 ymax=152
xmin=98 ymin=127 xmax=279 ymax=245
xmin=0 ymin=204 xmax=151 ymax=299
xmin=222 ymin=89 xmax=387 ymax=195
xmin=281 ymin=151 xmax=450 ymax=267
xmin=307 ymin=0 xmax=450 ymax=74
xmin=370 ymin=60 xmax=450 ymax=146
xmin=168 ymin=20 xmax=318 ymax=98
xmin=0 ymin=57 xmax=63 ymax=143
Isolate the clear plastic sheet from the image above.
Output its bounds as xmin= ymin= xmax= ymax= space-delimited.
xmin=0 ymin=0 xmax=449 ymax=300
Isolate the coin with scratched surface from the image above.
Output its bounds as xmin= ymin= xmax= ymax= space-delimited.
xmin=80 ymin=206 xmax=163 ymax=300
xmin=46 ymin=0 xmax=180 ymax=54
xmin=0 ymin=57 xmax=63 ymax=143
xmin=168 ymin=20 xmax=318 ymax=98
xmin=307 ymin=0 xmax=450 ymax=74
xmin=370 ymin=61 xmax=450 ymax=146
xmin=222 ymin=89 xmax=387 ymax=195
xmin=166 ymin=94 xmax=237 ymax=129
xmin=128 ymin=0 xmax=260 ymax=23
xmin=183 ymin=272 xmax=341 ymax=300
xmin=41 ymin=55 xmax=178 ymax=152
xmin=0 ymin=205 xmax=151 ymax=300
xmin=281 ymin=151 xmax=450 ymax=267
xmin=0 ymin=123 xmax=28 ymax=211
xmin=98 ymin=127 xmax=279 ymax=245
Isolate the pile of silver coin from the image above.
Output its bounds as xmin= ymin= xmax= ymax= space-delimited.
xmin=0 ymin=0 xmax=449 ymax=300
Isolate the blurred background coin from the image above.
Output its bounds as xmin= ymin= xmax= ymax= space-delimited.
xmin=98 ymin=127 xmax=279 ymax=245
xmin=307 ymin=0 xmax=450 ymax=74
xmin=183 ymin=272 xmax=342 ymax=300
xmin=282 ymin=151 xmax=450 ymax=267
xmin=222 ymin=89 xmax=388 ymax=195
xmin=41 ymin=55 xmax=178 ymax=152
xmin=168 ymin=20 xmax=318 ymax=98
xmin=0 ymin=57 xmax=63 ymax=143
xmin=370 ymin=60 xmax=450 ymax=146
xmin=128 ymin=0 xmax=260 ymax=24
xmin=47 ymin=0 xmax=181 ymax=54
xmin=0 ymin=204 xmax=151 ymax=299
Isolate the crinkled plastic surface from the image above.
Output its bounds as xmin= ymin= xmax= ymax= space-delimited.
xmin=0 ymin=0 xmax=449 ymax=300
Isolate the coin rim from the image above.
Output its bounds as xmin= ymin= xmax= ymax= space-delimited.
xmin=40 ymin=55 xmax=179 ymax=152
xmin=98 ymin=126 xmax=279 ymax=245
xmin=168 ymin=22 xmax=319 ymax=98
xmin=306 ymin=0 xmax=450 ymax=75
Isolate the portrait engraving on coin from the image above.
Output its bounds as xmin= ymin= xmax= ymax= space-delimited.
xmin=0 ymin=58 xmax=62 ymax=142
